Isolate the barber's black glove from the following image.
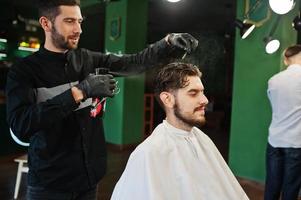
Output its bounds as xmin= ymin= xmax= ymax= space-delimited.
xmin=77 ymin=74 xmax=116 ymax=100
xmin=167 ymin=33 xmax=198 ymax=54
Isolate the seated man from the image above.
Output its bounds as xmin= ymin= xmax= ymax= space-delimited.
xmin=111 ymin=62 xmax=249 ymax=200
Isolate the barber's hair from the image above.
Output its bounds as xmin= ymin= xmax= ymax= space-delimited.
xmin=37 ymin=0 xmax=80 ymax=22
xmin=154 ymin=62 xmax=202 ymax=108
xmin=284 ymin=44 xmax=301 ymax=59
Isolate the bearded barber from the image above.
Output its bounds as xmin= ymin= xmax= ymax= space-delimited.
xmin=5 ymin=0 xmax=199 ymax=199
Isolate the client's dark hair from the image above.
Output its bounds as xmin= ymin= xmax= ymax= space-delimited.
xmin=284 ymin=44 xmax=301 ymax=59
xmin=154 ymin=62 xmax=202 ymax=108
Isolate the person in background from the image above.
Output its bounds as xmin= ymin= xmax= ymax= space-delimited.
xmin=111 ymin=62 xmax=249 ymax=200
xmin=265 ymin=45 xmax=301 ymax=200
xmin=5 ymin=0 xmax=199 ymax=199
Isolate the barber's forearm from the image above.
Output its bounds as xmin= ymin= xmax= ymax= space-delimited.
xmin=113 ymin=38 xmax=173 ymax=74
xmin=7 ymin=86 xmax=80 ymax=141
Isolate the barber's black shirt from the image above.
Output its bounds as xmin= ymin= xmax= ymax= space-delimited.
xmin=6 ymin=39 xmax=176 ymax=191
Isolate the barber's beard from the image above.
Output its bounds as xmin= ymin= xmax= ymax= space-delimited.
xmin=174 ymin=101 xmax=206 ymax=129
xmin=51 ymin=26 xmax=78 ymax=50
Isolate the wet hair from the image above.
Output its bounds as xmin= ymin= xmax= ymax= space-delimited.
xmin=37 ymin=0 xmax=80 ymax=22
xmin=284 ymin=44 xmax=301 ymax=59
xmin=154 ymin=62 xmax=202 ymax=108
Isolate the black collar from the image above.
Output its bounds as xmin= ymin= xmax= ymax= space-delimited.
xmin=38 ymin=45 xmax=68 ymax=62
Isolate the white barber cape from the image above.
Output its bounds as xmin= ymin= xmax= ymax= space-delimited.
xmin=111 ymin=120 xmax=249 ymax=200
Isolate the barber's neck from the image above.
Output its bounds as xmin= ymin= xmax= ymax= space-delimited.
xmin=44 ymin=38 xmax=68 ymax=53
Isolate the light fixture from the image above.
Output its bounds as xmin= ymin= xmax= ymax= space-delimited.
xmin=292 ymin=3 xmax=301 ymax=31
xmin=166 ymin=0 xmax=181 ymax=2
xmin=264 ymin=37 xmax=280 ymax=54
xmin=264 ymin=15 xmax=281 ymax=54
xmin=234 ymin=0 xmax=271 ymax=40
xmin=234 ymin=19 xmax=256 ymax=39
xmin=293 ymin=15 xmax=301 ymax=31
xmin=269 ymin=0 xmax=295 ymax=15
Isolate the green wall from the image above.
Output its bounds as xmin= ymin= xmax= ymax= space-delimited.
xmin=229 ymin=1 xmax=298 ymax=181
xmin=103 ymin=0 xmax=147 ymax=145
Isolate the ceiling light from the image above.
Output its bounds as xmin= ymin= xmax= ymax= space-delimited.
xmin=264 ymin=37 xmax=280 ymax=54
xmin=166 ymin=0 xmax=182 ymax=2
xmin=269 ymin=0 xmax=295 ymax=15
xmin=234 ymin=19 xmax=256 ymax=39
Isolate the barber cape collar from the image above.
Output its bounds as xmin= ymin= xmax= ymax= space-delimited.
xmin=111 ymin=120 xmax=249 ymax=200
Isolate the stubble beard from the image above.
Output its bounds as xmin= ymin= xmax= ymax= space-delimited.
xmin=51 ymin=25 xmax=79 ymax=50
xmin=174 ymin=101 xmax=206 ymax=129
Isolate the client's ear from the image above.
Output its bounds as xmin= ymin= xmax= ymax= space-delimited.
xmin=159 ymin=92 xmax=175 ymax=109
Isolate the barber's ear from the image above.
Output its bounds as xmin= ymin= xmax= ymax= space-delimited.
xmin=39 ymin=16 xmax=52 ymax=32
xmin=159 ymin=92 xmax=175 ymax=109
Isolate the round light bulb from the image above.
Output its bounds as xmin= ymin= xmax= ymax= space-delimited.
xmin=269 ymin=0 xmax=295 ymax=15
xmin=265 ymin=39 xmax=280 ymax=54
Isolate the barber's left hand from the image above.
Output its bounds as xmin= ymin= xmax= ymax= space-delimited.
xmin=167 ymin=33 xmax=198 ymax=54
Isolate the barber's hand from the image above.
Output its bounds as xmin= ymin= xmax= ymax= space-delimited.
xmin=77 ymin=74 xmax=116 ymax=100
xmin=167 ymin=33 xmax=198 ymax=54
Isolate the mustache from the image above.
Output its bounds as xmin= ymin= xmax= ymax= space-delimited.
xmin=68 ymin=34 xmax=80 ymax=39
xmin=194 ymin=105 xmax=206 ymax=112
